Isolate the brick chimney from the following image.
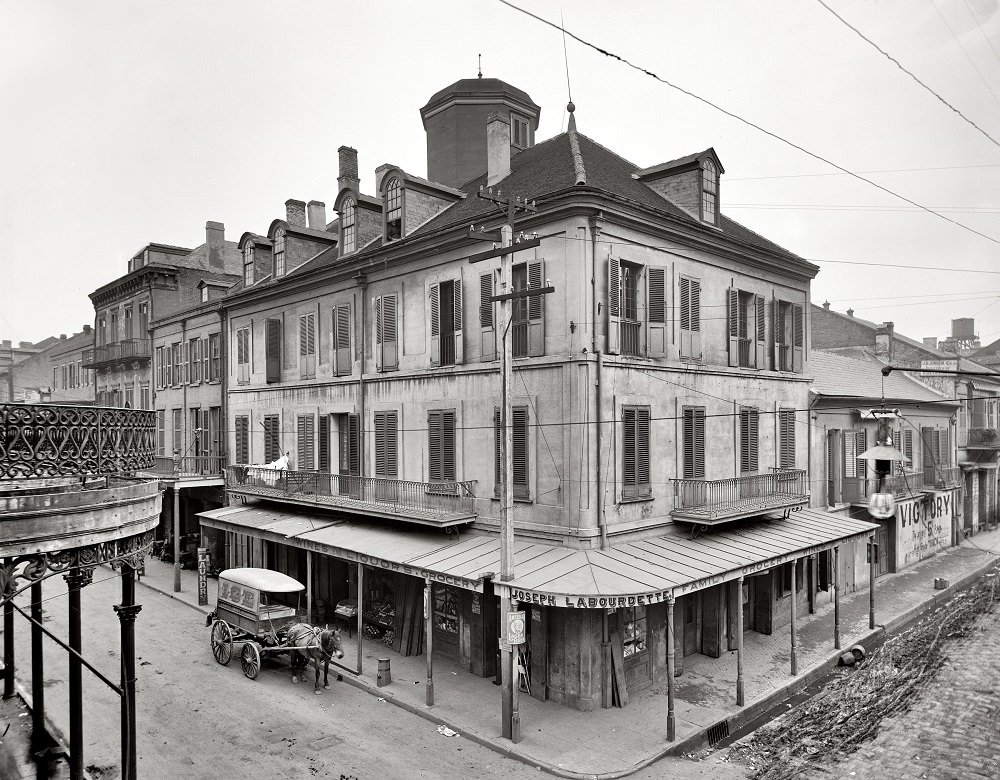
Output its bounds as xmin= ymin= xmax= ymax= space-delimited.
xmin=285 ymin=199 xmax=306 ymax=228
xmin=338 ymin=146 xmax=360 ymax=192
xmin=876 ymin=321 xmax=895 ymax=361
xmin=307 ymin=200 xmax=326 ymax=230
xmin=486 ymin=112 xmax=511 ymax=187
xmin=823 ymin=301 xmax=830 ymax=309
xmin=60 ymin=334 xmax=67 ymax=340
xmin=206 ymin=221 xmax=225 ymax=269
xmin=83 ymin=324 xmax=92 ymax=334
xmin=846 ymin=308 xmax=854 ymax=318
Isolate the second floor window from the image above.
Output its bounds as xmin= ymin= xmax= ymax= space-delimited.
xmin=679 ymin=276 xmax=702 ymax=360
xmin=332 ymin=304 xmax=352 ymax=376
xmin=739 ymin=407 xmax=759 ymax=474
xmin=236 ymin=327 xmax=251 ymax=385
xmin=209 ymin=333 xmax=221 ymax=381
xmin=263 ymin=414 xmax=281 ymax=463
xmin=511 ymin=261 xmax=545 ymax=358
xmin=430 ymin=278 xmax=463 ymax=366
xmin=384 ymin=178 xmax=402 ymax=240
xmin=273 ymin=228 xmax=286 ymax=277
xmin=728 ymin=288 xmax=765 ymax=369
xmin=243 ymin=243 xmax=254 ymax=286
xmin=189 ymin=338 xmax=201 ymax=384
xmin=608 ymin=257 xmax=666 ymax=358
xmin=374 ymin=411 xmax=398 ymax=479
xmin=297 ymin=415 xmax=315 ymax=471
xmin=428 ymin=409 xmax=456 ymax=484
xmin=494 ymin=406 xmax=529 ymax=499
xmin=172 ymin=342 xmax=182 ymax=385
xmin=622 ymin=406 xmax=651 ymax=500
xmin=774 ymin=300 xmax=804 ymax=372
xmin=234 ymin=415 xmax=249 ymax=464
xmin=299 ymin=313 xmax=316 ymax=379
xmin=341 ymin=198 xmax=356 ymax=254
xmin=265 ymin=318 xmax=281 ymax=383
xmin=375 ymin=294 xmax=398 ymax=372
xmin=779 ymin=409 xmax=796 ymax=468
xmin=682 ymin=407 xmax=705 ymax=479
xmin=156 ymin=410 xmax=165 ymax=457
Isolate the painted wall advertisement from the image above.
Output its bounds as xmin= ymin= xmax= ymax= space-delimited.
xmin=896 ymin=491 xmax=953 ymax=567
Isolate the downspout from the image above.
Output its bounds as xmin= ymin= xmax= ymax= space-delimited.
xmin=357 ymin=274 xmax=368 ymax=475
xmin=589 ymin=215 xmax=607 ymax=550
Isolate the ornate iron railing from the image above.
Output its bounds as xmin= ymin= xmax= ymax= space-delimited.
xmin=671 ymin=468 xmax=809 ymax=524
xmin=81 ymin=339 xmax=151 ymax=368
xmin=843 ymin=466 xmax=960 ymax=503
xmin=227 ymin=465 xmax=477 ymax=526
xmin=0 ymin=403 xmax=156 ymax=480
xmin=143 ymin=455 xmax=226 ymax=478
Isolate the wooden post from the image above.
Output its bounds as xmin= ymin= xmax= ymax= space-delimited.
xmin=833 ymin=546 xmax=841 ymax=650
xmin=425 ymin=577 xmax=434 ymax=706
xmin=869 ymin=536 xmax=877 ymax=629
xmin=306 ymin=551 xmax=313 ymax=624
xmin=790 ymin=560 xmax=798 ymax=676
xmin=356 ymin=563 xmax=364 ymax=675
xmin=666 ymin=596 xmax=676 ymax=741
xmin=736 ymin=576 xmax=745 ymax=706
xmin=173 ymin=487 xmax=181 ymax=592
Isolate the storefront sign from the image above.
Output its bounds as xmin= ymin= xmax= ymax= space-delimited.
xmin=507 ymin=587 xmax=675 ymax=608
xmin=896 ymin=491 xmax=952 ymax=567
xmin=197 ymin=547 xmax=209 ymax=606
xmin=290 ymin=537 xmax=482 ymax=592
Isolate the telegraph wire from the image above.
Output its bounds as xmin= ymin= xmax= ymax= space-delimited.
xmin=815 ymin=0 xmax=1000 ymax=148
xmin=726 ymin=163 xmax=1000 ymax=181
xmin=496 ymin=0 xmax=1000 ymax=248
xmin=929 ymin=0 xmax=1000 ymax=108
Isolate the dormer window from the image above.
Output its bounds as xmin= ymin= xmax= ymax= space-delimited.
xmin=273 ymin=227 xmax=286 ymax=276
xmin=511 ymin=113 xmax=530 ymax=149
xmin=384 ymin=178 xmax=402 ymax=241
xmin=201 ymin=286 xmax=210 ymax=303
xmin=341 ymin=197 xmax=356 ymax=254
xmin=242 ymin=243 xmax=254 ymax=286
xmin=702 ymin=159 xmax=718 ymax=225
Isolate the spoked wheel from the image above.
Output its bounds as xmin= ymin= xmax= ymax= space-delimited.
xmin=211 ymin=620 xmax=233 ymax=665
xmin=241 ymin=641 xmax=262 ymax=680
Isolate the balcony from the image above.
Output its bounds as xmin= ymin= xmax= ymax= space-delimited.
xmin=967 ymin=427 xmax=1000 ymax=449
xmin=670 ymin=468 xmax=809 ymax=526
xmin=843 ymin=466 xmax=961 ymax=503
xmin=138 ymin=455 xmax=226 ymax=484
xmin=82 ymin=339 xmax=151 ymax=370
xmin=227 ymin=465 xmax=477 ymax=527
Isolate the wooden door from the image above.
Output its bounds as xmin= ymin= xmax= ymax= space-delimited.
xmin=682 ymin=593 xmax=701 ymax=656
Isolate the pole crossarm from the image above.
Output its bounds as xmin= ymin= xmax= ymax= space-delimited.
xmin=468 ymin=237 xmax=541 ymax=265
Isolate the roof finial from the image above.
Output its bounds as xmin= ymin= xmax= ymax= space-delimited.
xmin=478 ymin=53 xmax=482 ymax=79
xmin=567 ymin=100 xmax=577 ymax=133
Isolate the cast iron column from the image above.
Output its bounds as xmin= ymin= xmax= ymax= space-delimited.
xmin=65 ymin=567 xmax=92 ymax=780
xmin=114 ymin=566 xmax=142 ymax=780
xmin=666 ymin=596 xmax=676 ymax=741
xmin=790 ymin=559 xmax=798 ymax=676
xmin=30 ymin=580 xmax=45 ymax=752
xmin=833 ymin=546 xmax=841 ymax=650
xmin=736 ymin=576 xmax=745 ymax=706
xmin=3 ymin=558 xmax=14 ymax=699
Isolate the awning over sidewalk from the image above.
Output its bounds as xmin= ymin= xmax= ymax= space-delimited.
xmin=198 ymin=505 xmax=876 ymax=606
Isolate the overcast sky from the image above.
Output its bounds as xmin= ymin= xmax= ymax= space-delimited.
xmin=2 ymin=0 xmax=998 ymax=350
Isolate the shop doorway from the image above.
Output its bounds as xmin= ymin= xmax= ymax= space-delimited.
xmin=682 ymin=593 xmax=702 ymax=656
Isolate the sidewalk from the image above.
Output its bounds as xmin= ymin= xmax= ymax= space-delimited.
xmin=130 ymin=529 xmax=1000 ymax=778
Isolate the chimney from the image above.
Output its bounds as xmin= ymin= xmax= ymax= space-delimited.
xmin=923 ymin=336 xmax=938 ymax=349
xmin=875 ymin=321 xmax=895 ymax=361
xmin=307 ymin=200 xmax=326 ymax=230
xmin=486 ymin=112 xmax=511 ymax=187
xmin=338 ymin=146 xmax=360 ymax=191
xmin=60 ymin=334 xmax=67 ymax=340
xmin=206 ymin=221 xmax=225 ymax=270
xmin=822 ymin=301 xmax=830 ymax=310
xmin=83 ymin=324 xmax=92 ymax=334
xmin=846 ymin=308 xmax=854 ymax=318
xmin=285 ymin=199 xmax=307 ymax=228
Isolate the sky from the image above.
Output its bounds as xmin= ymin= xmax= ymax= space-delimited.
xmin=2 ymin=0 xmax=998 ymax=350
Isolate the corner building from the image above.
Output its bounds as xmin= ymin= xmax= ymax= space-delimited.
xmin=202 ymin=76 xmax=875 ymax=713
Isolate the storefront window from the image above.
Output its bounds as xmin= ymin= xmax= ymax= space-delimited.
xmin=433 ymin=585 xmax=458 ymax=634
xmin=363 ymin=569 xmax=396 ymax=647
xmin=622 ymin=605 xmax=647 ymax=659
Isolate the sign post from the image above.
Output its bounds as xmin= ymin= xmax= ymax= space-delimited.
xmin=197 ymin=547 xmax=209 ymax=606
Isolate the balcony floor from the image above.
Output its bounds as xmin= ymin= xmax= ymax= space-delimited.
xmin=670 ymin=493 xmax=809 ymax=525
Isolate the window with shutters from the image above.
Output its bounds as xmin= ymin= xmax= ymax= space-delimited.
xmin=337 ymin=413 xmax=361 ymax=497
xmin=273 ymin=228 xmax=286 ymax=277
xmin=374 ymin=411 xmax=398 ymax=479
xmin=921 ymin=427 xmax=950 ymax=485
xmin=843 ymin=430 xmax=867 ymax=479
xmin=332 ymin=304 xmax=352 ymax=376
xmin=155 ymin=346 xmax=164 ymax=388
xmin=375 ymin=294 xmax=398 ymax=372
xmin=511 ymin=260 xmax=545 ymax=358
xmin=208 ymin=333 xmax=221 ymax=381
xmin=428 ymin=409 xmax=457 ymax=488
xmin=895 ymin=427 xmax=914 ymax=470
xmin=340 ymin=197 xmax=356 ymax=254
xmin=265 ymin=318 xmax=281 ymax=383
xmin=236 ymin=327 xmax=251 ymax=385
xmin=299 ymin=313 xmax=316 ymax=378
xmin=429 ymin=279 xmax=463 ymax=366
xmin=235 ymin=415 xmax=249 ymax=464
xmin=189 ymin=408 xmax=201 ymax=454
xmin=384 ymin=178 xmax=402 ymax=241
xmin=479 ymin=271 xmax=496 ymax=361
xmin=494 ymin=406 xmax=530 ymax=499
xmin=140 ymin=384 xmax=149 ymax=410
xmin=263 ymin=414 xmax=281 ymax=463
xmin=682 ymin=407 xmax=705 ymax=479
xmin=123 ymin=306 xmax=133 ymax=340
xmin=172 ymin=342 xmax=182 ymax=385
xmin=511 ymin=113 xmax=531 ymax=149
xmin=773 ymin=300 xmax=804 ymax=372
xmin=607 ymin=257 xmax=666 ymax=358
xmin=172 ymin=409 xmax=182 ymax=456
xmin=189 ymin=337 xmax=201 ymax=384
xmin=679 ymin=276 xmax=702 ymax=360
xmin=156 ymin=410 xmax=165 ymax=457
xmin=779 ymin=409 xmax=796 ymax=468
xmin=739 ymin=407 xmax=759 ymax=474
xmin=622 ymin=406 xmax=651 ymax=500
xmin=728 ymin=289 xmax=765 ymax=369
xmin=297 ymin=415 xmax=315 ymax=471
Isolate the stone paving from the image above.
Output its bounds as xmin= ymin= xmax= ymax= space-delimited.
xmin=803 ymin=591 xmax=1000 ymax=780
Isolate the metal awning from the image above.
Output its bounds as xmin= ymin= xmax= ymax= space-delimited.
xmin=197 ymin=506 xmax=877 ymax=607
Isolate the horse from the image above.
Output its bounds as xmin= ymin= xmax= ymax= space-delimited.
xmin=285 ymin=623 xmax=344 ymax=694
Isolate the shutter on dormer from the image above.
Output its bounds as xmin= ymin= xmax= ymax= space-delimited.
xmin=453 ymin=276 xmax=464 ymax=364
xmin=428 ymin=282 xmax=440 ymax=366
xmin=647 ymin=266 xmax=666 ymax=357
xmin=480 ymin=272 xmax=496 ymax=362
xmin=755 ymin=294 xmax=766 ymax=369
xmin=265 ymin=318 xmax=281 ymax=383
xmin=527 ymin=260 xmax=544 ymax=357
xmin=607 ymin=256 xmax=621 ymax=355
xmin=727 ymin=288 xmax=739 ymax=367
xmin=792 ymin=303 xmax=804 ymax=373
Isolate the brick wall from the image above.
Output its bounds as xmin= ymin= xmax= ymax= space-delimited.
xmin=646 ymin=170 xmax=701 ymax=219
xmin=810 ymin=305 xmax=877 ymax=349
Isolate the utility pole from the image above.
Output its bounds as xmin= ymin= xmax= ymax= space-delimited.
xmin=469 ymin=186 xmax=551 ymax=743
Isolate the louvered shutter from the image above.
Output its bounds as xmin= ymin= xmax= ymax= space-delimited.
xmin=453 ymin=277 xmax=464 ymax=364
xmin=375 ymin=411 xmax=398 ymax=479
xmin=265 ymin=318 xmax=281 ymax=383
xmin=318 ymin=415 xmax=329 ymax=472
xmin=527 ymin=260 xmax=545 ymax=357
xmin=772 ymin=299 xmax=782 ymax=370
xmin=637 ymin=407 xmax=650 ymax=497
xmin=480 ymin=272 xmax=496 ymax=362
xmin=374 ymin=296 xmax=383 ymax=372
xmin=607 ymin=256 xmax=621 ymax=354
xmin=623 ymin=407 xmax=636 ymax=497
xmin=740 ymin=409 xmax=759 ymax=473
xmin=428 ymin=282 xmax=440 ymax=366
xmin=378 ymin=294 xmax=398 ymax=371
xmin=647 ymin=266 xmax=666 ymax=357
xmin=235 ymin=416 xmax=249 ymax=464
xmin=297 ymin=415 xmax=314 ymax=471
xmin=683 ymin=408 xmax=705 ymax=479
xmin=375 ymin=412 xmax=385 ymax=477
xmin=299 ymin=313 xmax=316 ymax=378
xmin=513 ymin=406 xmax=528 ymax=498
xmin=792 ymin=304 xmax=804 ymax=373
xmin=333 ymin=304 xmax=351 ymax=376
xmin=347 ymin=413 xmax=360 ymax=475
xmin=443 ymin=410 xmax=456 ymax=481
xmin=780 ymin=410 xmax=796 ymax=468
xmin=428 ymin=410 xmax=455 ymax=482
xmin=679 ymin=277 xmax=702 ymax=360
xmin=728 ymin=288 xmax=740 ymax=367
xmin=263 ymin=415 xmax=280 ymax=463
xmin=386 ymin=411 xmax=398 ymax=478
xmin=493 ymin=406 xmax=502 ymax=496
xmin=755 ymin=294 xmax=766 ymax=368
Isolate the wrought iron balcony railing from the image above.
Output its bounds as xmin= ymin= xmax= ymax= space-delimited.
xmin=1 ymin=403 xmax=156 ymax=480
xmin=140 ymin=455 xmax=226 ymax=479
xmin=227 ymin=465 xmax=477 ymax=527
xmin=82 ymin=339 xmax=152 ymax=369
xmin=670 ymin=468 xmax=809 ymax=525
xmin=842 ymin=465 xmax=961 ymax=503
xmin=967 ymin=427 xmax=1000 ymax=449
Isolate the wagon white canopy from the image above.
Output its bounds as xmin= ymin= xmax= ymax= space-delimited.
xmin=218 ymin=568 xmax=305 ymax=593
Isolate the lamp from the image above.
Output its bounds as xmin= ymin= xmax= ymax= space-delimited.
xmin=858 ymin=416 xmax=906 ymax=520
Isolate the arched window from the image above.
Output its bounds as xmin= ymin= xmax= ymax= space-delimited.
xmin=273 ymin=228 xmax=286 ymax=277
xmin=341 ymin=197 xmax=356 ymax=254
xmin=702 ymin=160 xmax=718 ymax=224
xmin=242 ymin=242 xmax=254 ymax=286
xmin=384 ymin=178 xmax=402 ymax=240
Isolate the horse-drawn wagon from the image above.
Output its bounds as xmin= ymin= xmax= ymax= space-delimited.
xmin=206 ymin=567 xmax=343 ymax=692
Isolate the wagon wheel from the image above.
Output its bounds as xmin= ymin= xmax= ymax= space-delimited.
xmin=241 ymin=641 xmax=262 ymax=680
xmin=211 ymin=620 xmax=233 ymax=666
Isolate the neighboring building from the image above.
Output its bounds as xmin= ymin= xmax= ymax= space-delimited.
xmin=0 ymin=338 xmax=54 ymax=402
xmin=85 ymin=222 xmax=242 ymax=410
xmin=968 ymin=335 xmax=1000 ymax=371
xmin=200 ymin=74 xmax=877 ymax=718
xmin=45 ymin=326 xmax=96 ymax=404
xmin=810 ymin=349 xmax=961 ymax=580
